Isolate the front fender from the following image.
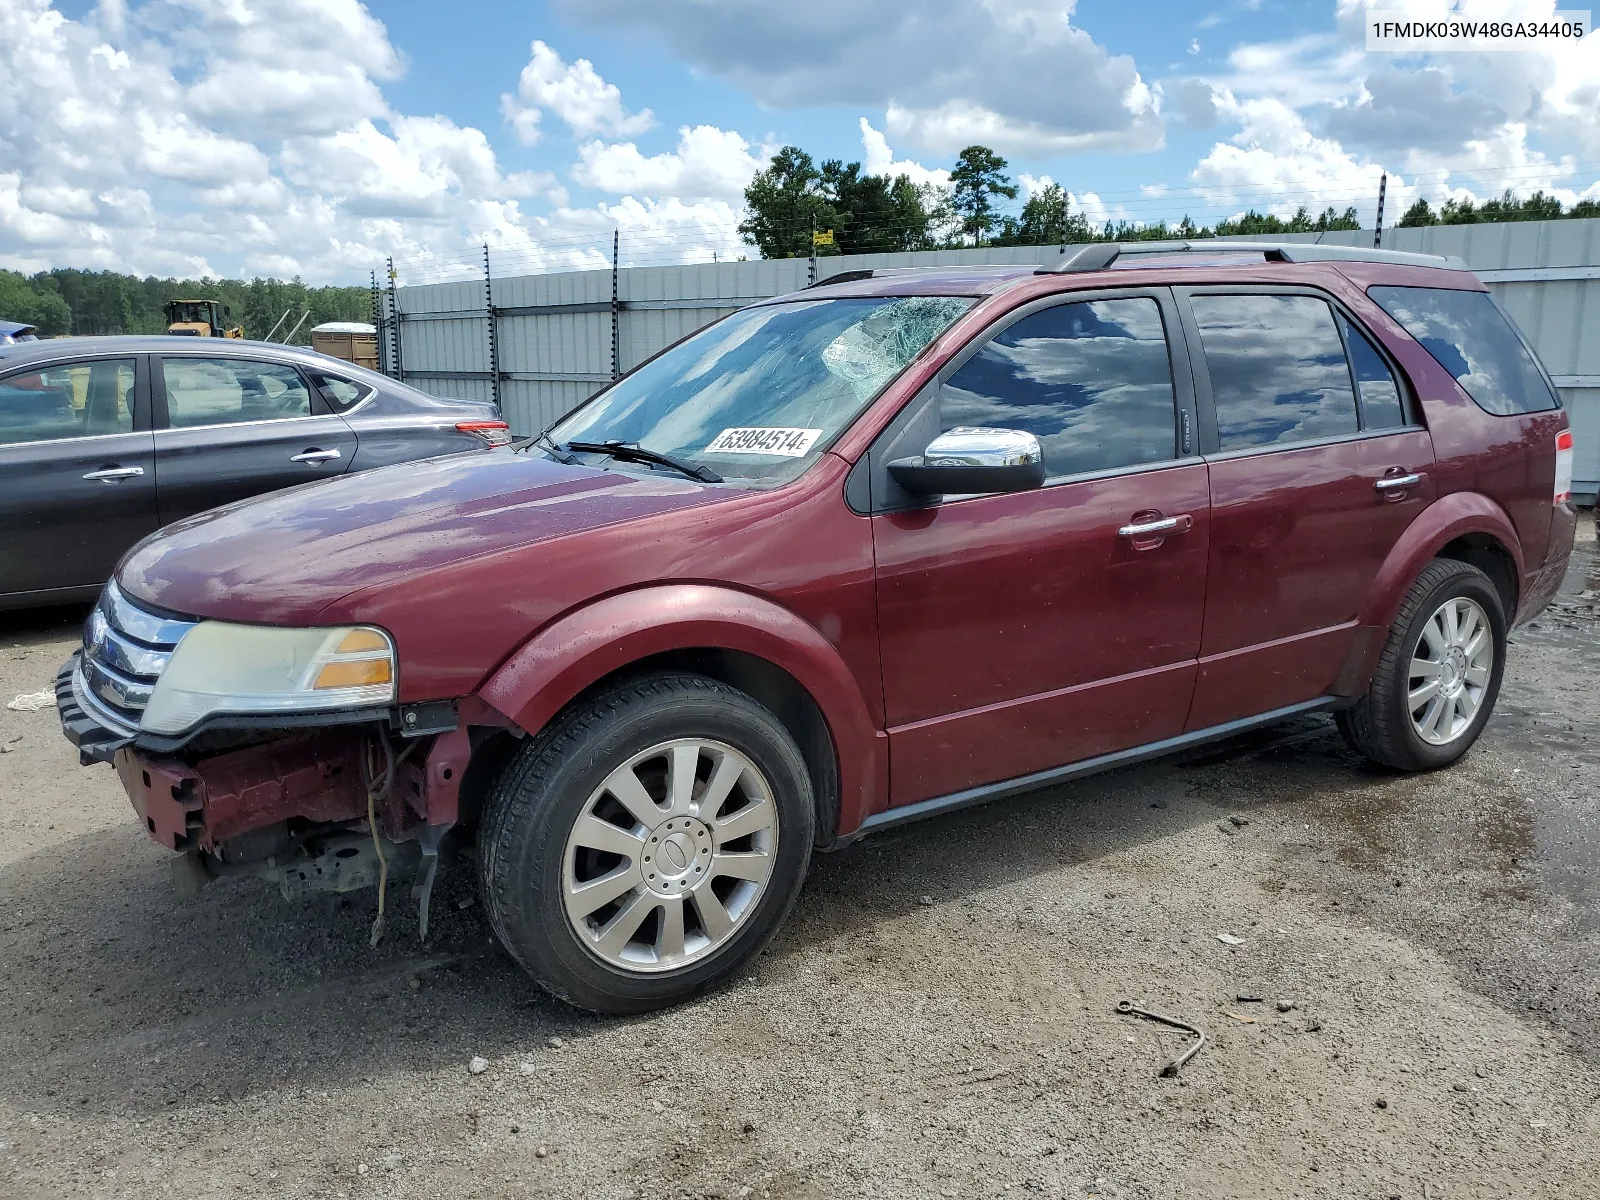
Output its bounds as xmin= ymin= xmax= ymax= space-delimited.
xmin=1333 ymin=491 xmax=1525 ymax=695
xmin=476 ymin=584 xmax=886 ymax=837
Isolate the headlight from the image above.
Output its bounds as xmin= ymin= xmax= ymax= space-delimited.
xmin=141 ymin=622 xmax=396 ymax=735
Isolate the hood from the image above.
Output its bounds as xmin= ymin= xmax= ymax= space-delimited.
xmin=118 ymin=449 xmax=730 ymax=625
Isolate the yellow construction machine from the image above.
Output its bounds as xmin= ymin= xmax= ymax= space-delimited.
xmin=165 ymin=299 xmax=243 ymax=338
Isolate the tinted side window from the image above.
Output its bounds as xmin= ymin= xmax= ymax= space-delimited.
xmin=0 ymin=359 xmax=135 ymax=446
xmin=162 ymin=358 xmax=312 ymax=428
xmin=1191 ymin=294 xmax=1358 ymax=451
xmin=309 ymin=373 xmax=371 ymax=412
xmin=939 ymin=297 xmax=1177 ymax=478
xmin=1340 ymin=317 xmax=1407 ymax=430
xmin=1368 ymin=286 xmax=1558 ymax=416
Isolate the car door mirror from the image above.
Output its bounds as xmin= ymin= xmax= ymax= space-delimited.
xmin=887 ymin=426 xmax=1046 ymax=496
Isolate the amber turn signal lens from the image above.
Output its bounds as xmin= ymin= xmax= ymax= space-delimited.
xmin=335 ymin=628 xmax=390 ymax=654
xmin=313 ymin=659 xmax=393 ymax=689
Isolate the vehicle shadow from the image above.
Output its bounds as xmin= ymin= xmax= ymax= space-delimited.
xmin=0 ymin=714 xmax=1382 ymax=1120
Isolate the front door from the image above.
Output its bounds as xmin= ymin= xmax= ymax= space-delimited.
xmin=0 ymin=355 xmax=158 ymax=600
xmin=872 ymin=290 xmax=1211 ymax=807
xmin=1178 ymin=289 xmax=1435 ymax=727
xmin=152 ymin=355 xmax=358 ymax=524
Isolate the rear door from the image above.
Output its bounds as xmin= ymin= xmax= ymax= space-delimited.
xmin=871 ymin=289 xmax=1210 ymax=806
xmin=152 ymin=354 xmax=359 ymax=523
xmin=1178 ymin=288 xmax=1435 ymax=728
xmin=0 ymin=355 xmax=157 ymax=599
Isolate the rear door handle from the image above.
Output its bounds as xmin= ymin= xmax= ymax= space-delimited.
xmin=82 ymin=466 xmax=145 ymax=482
xmin=290 ymin=448 xmax=342 ymax=464
xmin=1374 ymin=472 xmax=1423 ymax=492
xmin=1118 ymin=514 xmax=1193 ymax=538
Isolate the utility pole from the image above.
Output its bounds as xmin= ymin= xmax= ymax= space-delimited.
xmin=611 ymin=228 xmax=621 ymax=380
xmin=1374 ymin=173 xmax=1387 ymax=249
xmin=483 ymin=243 xmax=500 ymax=411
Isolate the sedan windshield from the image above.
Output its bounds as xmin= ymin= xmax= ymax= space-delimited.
xmin=545 ymin=296 xmax=975 ymax=486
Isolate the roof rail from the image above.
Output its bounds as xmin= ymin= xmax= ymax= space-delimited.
xmin=1039 ymin=240 xmax=1468 ymax=274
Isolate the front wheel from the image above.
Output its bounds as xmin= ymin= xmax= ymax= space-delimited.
xmin=478 ymin=672 xmax=815 ymax=1013
xmin=1337 ymin=558 xmax=1507 ymax=771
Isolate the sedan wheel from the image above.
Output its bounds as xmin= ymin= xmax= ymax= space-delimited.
xmin=562 ymin=738 xmax=779 ymax=973
xmin=1406 ymin=596 xmax=1493 ymax=746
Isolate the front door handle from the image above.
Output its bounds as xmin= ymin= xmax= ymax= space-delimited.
xmin=290 ymin=448 xmax=342 ymax=464
xmin=82 ymin=466 xmax=145 ymax=482
xmin=1118 ymin=514 xmax=1193 ymax=538
xmin=1374 ymin=472 xmax=1423 ymax=492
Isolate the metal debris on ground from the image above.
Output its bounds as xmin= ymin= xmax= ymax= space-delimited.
xmin=1115 ymin=1000 xmax=1207 ymax=1077
xmin=1236 ymin=992 xmax=1263 ymax=1002
xmin=1216 ymin=933 xmax=1245 ymax=946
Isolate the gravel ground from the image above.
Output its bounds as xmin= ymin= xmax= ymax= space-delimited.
xmin=1 ymin=521 xmax=1596 ymax=1200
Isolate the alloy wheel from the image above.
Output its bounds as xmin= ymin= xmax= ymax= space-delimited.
xmin=1407 ymin=595 xmax=1494 ymax=746
xmin=561 ymin=738 xmax=779 ymax=972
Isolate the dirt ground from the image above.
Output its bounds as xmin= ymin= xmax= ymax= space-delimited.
xmin=2 ymin=523 xmax=1597 ymax=1200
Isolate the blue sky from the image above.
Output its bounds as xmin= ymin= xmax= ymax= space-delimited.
xmin=4 ymin=0 xmax=1598 ymax=283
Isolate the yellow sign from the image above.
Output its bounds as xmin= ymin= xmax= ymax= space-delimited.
xmin=812 ymin=229 xmax=835 ymax=246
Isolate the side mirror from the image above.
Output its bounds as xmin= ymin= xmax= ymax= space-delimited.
xmin=224 ymin=306 xmax=232 ymax=317
xmin=887 ymin=426 xmax=1046 ymax=496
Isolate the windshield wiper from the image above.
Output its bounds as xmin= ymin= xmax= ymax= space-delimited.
xmin=515 ymin=429 xmax=577 ymax=462
xmin=564 ymin=440 xmax=723 ymax=484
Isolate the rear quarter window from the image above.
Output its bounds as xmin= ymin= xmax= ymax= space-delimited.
xmin=1368 ymin=286 xmax=1558 ymax=416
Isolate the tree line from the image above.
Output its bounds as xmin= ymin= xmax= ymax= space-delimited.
xmin=739 ymin=143 xmax=1364 ymax=258
xmin=0 ymin=269 xmax=373 ymax=341
xmin=741 ymin=143 xmax=1600 ymax=259
xmin=1397 ymin=189 xmax=1599 ymax=226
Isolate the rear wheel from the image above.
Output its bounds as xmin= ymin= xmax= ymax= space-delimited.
xmin=478 ymin=672 xmax=814 ymax=1013
xmin=1337 ymin=558 xmax=1506 ymax=771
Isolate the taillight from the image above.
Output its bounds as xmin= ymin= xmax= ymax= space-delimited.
xmin=457 ymin=420 xmax=512 ymax=447
xmin=1554 ymin=429 xmax=1574 ymax=504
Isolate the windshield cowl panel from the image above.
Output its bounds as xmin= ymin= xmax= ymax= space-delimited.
xmin=547 ymin=296 xmax=976 ymax=489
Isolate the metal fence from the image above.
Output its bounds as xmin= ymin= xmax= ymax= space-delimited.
xmin=382 ymin=218 xmax=1600 ymax=498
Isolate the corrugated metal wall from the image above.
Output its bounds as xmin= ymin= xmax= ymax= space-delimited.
xmin=390 ymin=218 xmax=1600 ymax=495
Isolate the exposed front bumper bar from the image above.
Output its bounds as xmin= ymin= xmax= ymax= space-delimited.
xmin=58 ymin=651 xmax=485 ymax=863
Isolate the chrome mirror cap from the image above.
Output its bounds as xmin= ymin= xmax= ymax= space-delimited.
xmin=887 ymin=426 xmax=1047 ymax=497
xmin=924 ymin=426 xmax=1043 ymax=467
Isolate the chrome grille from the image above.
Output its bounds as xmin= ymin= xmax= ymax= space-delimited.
xmin=74 ymin=582 xmax=195 ymax=734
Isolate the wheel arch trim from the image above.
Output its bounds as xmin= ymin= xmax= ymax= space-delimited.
xmin=1334 ymin=492 xmax=1523 ymax=696
xmin=475 ymin=584 xmax=886 ymax=838
xmin=1359 ymin=492 xmax=1524 ymax=631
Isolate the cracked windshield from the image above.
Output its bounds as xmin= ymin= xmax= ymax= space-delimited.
xmin=546 ymin=295 xmax=975 ymax=485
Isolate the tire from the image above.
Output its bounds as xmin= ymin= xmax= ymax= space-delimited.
xmin=1336 ymin=558 xmax=1507 ymax=771
xmin=477 ymin=671 xmax=815 ymax=1014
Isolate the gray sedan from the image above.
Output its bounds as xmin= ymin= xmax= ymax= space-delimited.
xmin=0 ymin=337 xmax=508 ymax=610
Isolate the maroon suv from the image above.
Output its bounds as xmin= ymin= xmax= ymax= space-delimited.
xmin=58 ymin=241 xmax=1577 ymax=1013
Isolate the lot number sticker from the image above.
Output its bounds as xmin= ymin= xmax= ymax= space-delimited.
xmin=705 ymin=427 xmax=823 ymax=457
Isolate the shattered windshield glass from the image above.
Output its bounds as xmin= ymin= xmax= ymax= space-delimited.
xmin=545 ymin=295 xmax=976 ymax=486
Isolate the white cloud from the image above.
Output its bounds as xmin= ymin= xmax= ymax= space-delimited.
xmin=561 ymin=0 xmax=1164 ymax=157
xmin=0 ymin=4 xmax=727 ymax=282
xmin=1181 ymin=0 xmax=1600 ymax=214
xmin=572 ymin=125 xmax=762 ymax=202
xmin=857 ymin=119 xmax=948 ymax=187
xmin=173 ymin=0 xmax=400 ymax=138
xmin=1190 ymin=92 xmax=1401 ymax=219
xmin=501 ymin=40 xmax=655 ymax=143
